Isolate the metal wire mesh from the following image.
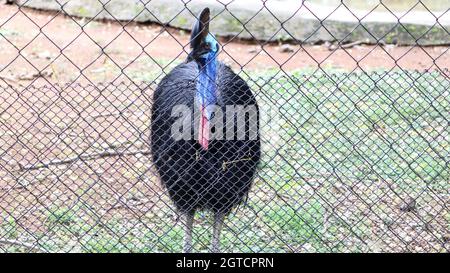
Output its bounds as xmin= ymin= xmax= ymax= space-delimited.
xmin=0 ymin=0 xmax=449 ymax=253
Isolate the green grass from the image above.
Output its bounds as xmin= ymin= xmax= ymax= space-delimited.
xmin=46 ymin=206 xmax=78 ymax=225
xmin=255 ymin=70 xmax=448 ymax=191
xmin=0 ymin=69 xmax=448 ymax=253
xmin=0 ymin=215 xmax=18 ymax=240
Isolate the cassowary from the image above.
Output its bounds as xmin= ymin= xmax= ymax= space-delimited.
xmin=150 ymin=8 xmax=260 ymax=253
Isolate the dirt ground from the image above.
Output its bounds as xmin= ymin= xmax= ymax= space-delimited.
xmin=0 ymin=4 xmax=449 ymax=86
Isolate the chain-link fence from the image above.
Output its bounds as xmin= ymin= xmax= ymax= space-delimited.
xmin=0 ymin=0 xmax=448 ymax=253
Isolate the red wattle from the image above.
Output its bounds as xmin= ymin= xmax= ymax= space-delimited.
xmin=198 ymin=107 xmax=209 ymax=150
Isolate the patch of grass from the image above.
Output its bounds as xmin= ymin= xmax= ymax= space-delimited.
xmin=263 ymin=201 xmax=325 ymax=251
xmin=0 ymin=215 xmax=18 ymax=240
xmin=255 ymin=70 xmax=449 ymax=192
xmin=46 ymin=206 xmax=77 ymax=225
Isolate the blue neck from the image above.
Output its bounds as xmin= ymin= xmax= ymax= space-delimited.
xmin=196 ymin=54 xmax=217 ymax=112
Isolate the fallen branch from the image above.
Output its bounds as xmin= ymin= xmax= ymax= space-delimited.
xmin=328 ymin=40 xmax=366 ymax=51
xmin=19 ymin=149 xmax=152 ymax=171
xmin=0 ymin=74 xmax=18 ymax=83
xmin=0 ymin=239 xmax=46 ymax=252
xmin=87 ymin=112 xmax=124 ymax=120
xmin=106 ymin=198 xmax=155 ymax=212
xmin=322 ymin=206 xmax=330 ymax=234
xmin=0 ymin=73 xmax=24 ymax=89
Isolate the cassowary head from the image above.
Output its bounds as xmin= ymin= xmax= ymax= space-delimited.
xmin=189 ymin=8 xmax=219 ymax=151
xmin=188 ymin=8 xmax=219 ymax=63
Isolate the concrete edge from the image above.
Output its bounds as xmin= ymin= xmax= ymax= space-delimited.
xmin=18 ymin=0 xmax=450 ymax=45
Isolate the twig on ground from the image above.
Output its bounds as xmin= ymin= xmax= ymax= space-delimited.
xmin=19 ymin=149 xmax=152 ymax=171
xmin=0 ymin=74 xmax=18 ymax=83
xmin=328 ymin=40 xmax=366 ymax=50
xmin=88 ymin=112 xmax=124 ymax=120
xmin=322 ymin=206 xmax=330 ymax=234
xmin=0 ymin=73 xmax=24 ymax=88
xmin=107 ymin=198 xmax=155 ymax=212
xmin=0 ymin=70 xmax=52 ymax=87
xmin=0 ymin=239 xmax=46 ymax=252
xmin=17 ymin=70 xmax=53 ymax=81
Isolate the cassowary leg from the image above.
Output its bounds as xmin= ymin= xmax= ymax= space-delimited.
xmin=183 ymin=211 xmax=195 ymax=253
xmin=211 ymin=212 xmax=224 ymax=253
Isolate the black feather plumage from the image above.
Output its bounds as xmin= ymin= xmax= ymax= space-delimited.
xmin=150 ymin=61 xmax=261 ymax=214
